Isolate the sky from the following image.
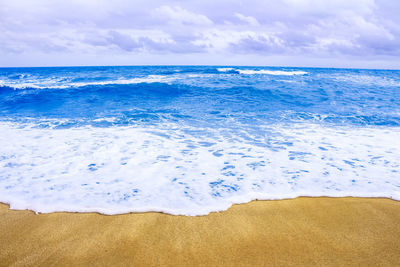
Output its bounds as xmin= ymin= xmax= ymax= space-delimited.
xmin=1 ymin=0 xmax=400 ymax=68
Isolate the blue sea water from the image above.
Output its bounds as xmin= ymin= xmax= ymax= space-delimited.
xmin=0 ymin=66 xmax=399 ymax=215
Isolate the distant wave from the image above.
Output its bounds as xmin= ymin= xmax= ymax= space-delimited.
xmin=71 ymin=75 xmax=174 ymax=87
xmin=216 ymin=68 xmax=235 ymax=72
xmin=238 ymin=69 xmax=308 ymax=75
xmin=216 ymin=68 xmax=308 ymax=75
xmin=0 ymin=75 xmax=174 ymax=90
xmin=330 ymin=74 xmax=400 ymax=87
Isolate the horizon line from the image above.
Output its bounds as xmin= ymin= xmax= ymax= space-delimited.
xmin=1 ymin=64 xmax=399 ymax=71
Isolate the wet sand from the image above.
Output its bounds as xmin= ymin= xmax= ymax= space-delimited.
xmin=1 ymin=197 xmax=400 ymax=266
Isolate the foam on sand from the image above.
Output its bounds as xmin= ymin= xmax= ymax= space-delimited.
xmin=2 ymin=198 xmax=400 ymax=266
xmin=0 ymin=121 xmax=399 ymax=216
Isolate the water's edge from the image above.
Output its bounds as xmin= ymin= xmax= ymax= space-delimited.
xmin=1 ymin=195 xmax=399 ymax=217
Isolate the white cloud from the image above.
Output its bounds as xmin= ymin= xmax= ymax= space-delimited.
xmin=234 ymin=13 xmax=260 ymax=26
xmin=193 ymin=30 xmax=283 ymax=52
xmin=0 ymin=0 xmax=400 ymax=68
xmin=153 ymin=6 xmax=213 ymax=26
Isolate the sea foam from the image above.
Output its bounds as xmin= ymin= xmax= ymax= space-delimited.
xmin=0 ymin=121 xmax=399 ymax=216
xmin=0 ymin=75 xmax=174 ymax=90
xmin=215 ymin=68 xmax=308 ymax=75
xmin=237 ymin=69 xmax=308 ymax=75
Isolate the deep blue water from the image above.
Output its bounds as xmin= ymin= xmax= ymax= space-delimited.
xmin=1 ymin=66 xmax=399 ymax=127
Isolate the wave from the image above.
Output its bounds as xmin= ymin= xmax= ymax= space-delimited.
xmin=215 ymin=68 xmax=308 ymax=75
xmin=70 ymin=75 xmax=175 ymax=87
xmin=0 ymin=75 xmax=174 ymax=90
xmin=237 ymin=69 xmax=308 ymax=75
xmin=329 ymin=74 xmax=400 ymax=87
xmin=217 ymin=68 xmax=235 ymax=72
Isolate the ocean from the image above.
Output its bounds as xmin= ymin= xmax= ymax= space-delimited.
xmin=0 ymin=66 xmax=399 ymax=215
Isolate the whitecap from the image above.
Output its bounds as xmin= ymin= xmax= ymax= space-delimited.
xmin=238 ymin=69 xmax=308 ymax=75
xmin=217 ymin=68 xmax=235 ymax=72
xmin=0 ymin=75 xmax=175 ymax=90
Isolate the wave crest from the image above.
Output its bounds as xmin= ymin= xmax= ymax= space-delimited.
xmin=238 ymin=69 xmax=308 ymax=75
xmin=215 ymin=68 xmax=308 ymax=75
xmin=0 ymin=75 xmax=174 ymax=90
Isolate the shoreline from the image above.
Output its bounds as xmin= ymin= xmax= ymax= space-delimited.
xmin=1 ymin=197 xmax=400 ymax=266
xmin=2 ymin=194 xmax=399 ymax=216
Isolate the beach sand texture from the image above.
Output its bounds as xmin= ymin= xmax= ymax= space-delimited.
xmin=1 ymin=197 xmax=400 ymax=266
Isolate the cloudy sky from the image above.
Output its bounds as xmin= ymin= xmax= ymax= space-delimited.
xmin=1 ymin=0 xmax=400 ymax=68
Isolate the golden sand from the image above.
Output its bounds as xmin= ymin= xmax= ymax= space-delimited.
xmin=1 ymin=197 xmax=400 ymax=266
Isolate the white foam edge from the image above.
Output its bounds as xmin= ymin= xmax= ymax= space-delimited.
xmin=1 ymin=191 xmax=399 ymax=216
xmin=0 ymin=75 xmax=174 ymax=90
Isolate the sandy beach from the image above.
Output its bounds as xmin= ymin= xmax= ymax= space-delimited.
xmin=1 ymin=197 xmax=400 ymax=266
